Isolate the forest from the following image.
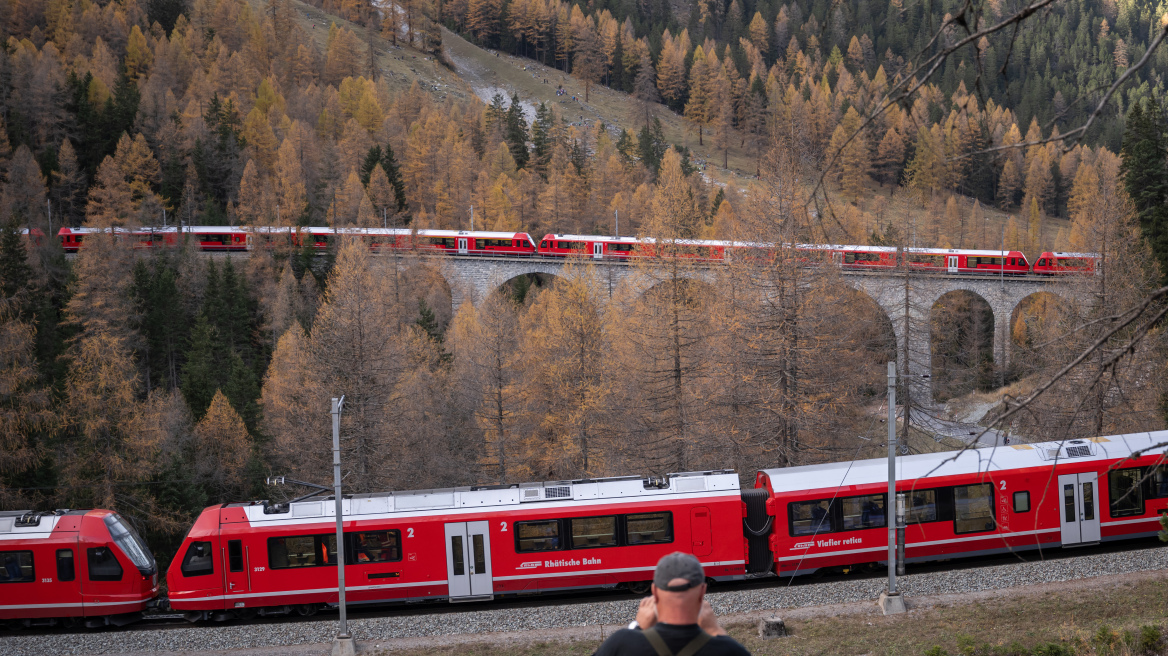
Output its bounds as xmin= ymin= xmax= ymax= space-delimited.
xmin=2 ymin=0 xmax=1168 ymax=567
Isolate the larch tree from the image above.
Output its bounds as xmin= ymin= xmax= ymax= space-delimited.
xmin=684 ymin=46 xmax=712 ymax=145
xmin=2 ymin=145 xmax=47 ymax=231
xmin=51 ymin=138 xmax=85 ymax=226
xmin=0 ymin=296 xmax=54 ymax=508
xmin=275 ymin=138 xmax=307 ymax=225
xmin=450 ymin=293 xmax=521 ymax=481
xmin=632 ymin=52 xmax=660 ymax=127
xmin=190 ymin=390 xmax=254 ymax=501
xmin=86 ymin=156 xmax=134 ymax=227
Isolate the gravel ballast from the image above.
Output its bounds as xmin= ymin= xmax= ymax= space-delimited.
xmin=3 ymin=544 xmax=1166 ymax=656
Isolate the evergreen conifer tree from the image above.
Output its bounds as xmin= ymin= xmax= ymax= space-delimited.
xmin=504 ymin=94 xmax=530 ymax=169
xmin=1119 ymin=99 xmax=1168 ymax=279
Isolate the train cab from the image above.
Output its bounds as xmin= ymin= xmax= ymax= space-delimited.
xmin=1033 ymin=252 xmax=1099 ymax=275
xmin=0 ymin=509 xmax=158 ymax=627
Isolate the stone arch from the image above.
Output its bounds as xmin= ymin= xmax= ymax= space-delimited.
xmin=493 ymin=271 xmax=562 ymax=305
xmin=1008 ymin=290 xmax=1075 ymax=378
xmin=930 ymin=289 xmax=996 ymax=401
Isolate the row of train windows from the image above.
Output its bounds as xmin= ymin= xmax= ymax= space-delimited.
xmin=0 ymin=548 xmax=122 ymax=583
xmin=180 ymin=531 xmax=402 ymax=577
xmin=475 ymin=239 xmax=524 ymax=248
xmin=789 ymin=484 xmax=1008 ymax=537
xmin=515 ymin=512 xmax=673 ymax=553
xmin=843 ymin=252 xmax=884 ymax=263
xmin=1109 ymin=466 xmax=1168 ymax=517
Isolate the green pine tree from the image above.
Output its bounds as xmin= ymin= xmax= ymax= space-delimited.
xmin=1119 ymin=99 xmax=1168 ymax=280
xmin=181 ymin=316 xmax=222 ymax=420
xmin=531 ymin=103 xmax=554 ymax=177
xmin=504 ymin=93 xmax=530 ymax=169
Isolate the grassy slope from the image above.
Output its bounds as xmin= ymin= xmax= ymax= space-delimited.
xmin=264 ymin=0 xmax=1068 ymax=253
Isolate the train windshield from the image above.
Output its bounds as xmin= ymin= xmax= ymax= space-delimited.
xmin=104 ymin=514 xmax=156 ymax=575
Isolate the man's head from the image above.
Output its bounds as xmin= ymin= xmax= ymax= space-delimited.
xmin=650 ymin=552 xmax=706 ymax=624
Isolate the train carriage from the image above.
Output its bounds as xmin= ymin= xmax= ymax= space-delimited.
xmin=0 ymin=510 xmax=159 ymax=627
xmin=167 ymin=471 xmax=756 ymax=620
xmin=1033 ymin=252 xmax=1100 ymax=275
xmin=757 ymin=431 xmax=1168 ymax=577
xmin=537 ymin=234 xmax=732 ymax=261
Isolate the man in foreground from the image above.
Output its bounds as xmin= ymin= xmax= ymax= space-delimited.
xmin=593 ymin=552 xmax=751 ymax=656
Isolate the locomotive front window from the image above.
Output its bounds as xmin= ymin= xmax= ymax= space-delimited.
xmin=348 ymin=530 xmax=402 ymax=563
xmin=180 ymin=541 xmax=214 ymax=577
xmin=570 ymin=516 xmax=617 ymax=549
xmin=57 ymin=549 xmax=75 ymax=581
xmin=105 ymin=513 xmax=156 ymax=575
xmin=789 ymin=499 xmax=834 ymax=536
xmin=626 ymin=513 xmax=673 ymax=545
xmin=0 ymin=551 xmax=33 ymax=583
xmin=1108 ymin=468 xmax=1145 ymax=517
xmin=841 ymin=494 xmax=886 ymax=530
xmin=515 ymin=520 xmax=561 ymax=552
xmin=953 ymin=483 xmax=996 ymax=534
xmin=87 ymin=547 xmax=124 ymax=581
xmin=1013 ymin=491 xmax=1031 ymax=513
xmin=905 ymin=490 xmax=938 ymax=523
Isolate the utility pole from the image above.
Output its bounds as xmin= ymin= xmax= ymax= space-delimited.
xmin=614 ymin=209 xmax=619 ymax=238
xmin=879 ymin=362 xmax=906 ymax=615
xmin=470 ymin=205 xmax=474 ymax=231
xmin=331 ymin=397 xmax=356 ymax=656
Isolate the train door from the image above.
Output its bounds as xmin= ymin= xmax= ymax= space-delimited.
xmin=592 ymin=242 xmax=603 ymax=260
xmin=53 ymin=541 xmax=82 ymax=616
xmin=457 ymin=238 xmax=468 ymax=255
xmin=690 ymin=507 xmax=712 ymax=557
xmin=443 ymin=522 xmax=493 ymax=601
xmin=947 ymin=255 xmax=959 ymax=272
xmin=1058 ymin=473 xmax=1101 ymax=545
xmin=223 ymin=538 xmax=250 ymax=606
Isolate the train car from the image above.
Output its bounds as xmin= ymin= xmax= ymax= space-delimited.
xmin=0 ymin=509 xmax=159 ymax=627
xmin=537 ymin=234 xmax=734 ymax=261
xmin=19 ymin=228 xmax=46 ymax=247
xmin=757 ymin=430 xmax=1168 ymax=577
xmin=1033 ymin=252 xmax=1100 ymax=275
xmin=299 ymin=228 xmax=537 ymax=257
xmin=168 ymin=470 xmax=772 ymax=620
xmin=900 ymin=248 xmax=1031 ymax=274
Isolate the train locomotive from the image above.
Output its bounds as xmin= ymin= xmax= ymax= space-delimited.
xmin=0 ymin=510 xmax=159 ymax=627
xmin=3 ymin=431 xmax=1163 ymax=626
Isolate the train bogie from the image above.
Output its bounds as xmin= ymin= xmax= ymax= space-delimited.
xmin=0 ymin=510 xmax=158 ymax=627
xmin=167 ymin=472 xmax=752 ymax=619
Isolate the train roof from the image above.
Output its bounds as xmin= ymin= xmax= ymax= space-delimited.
xmin=1046 ymin=252 xmax=1101 ymax=258
xmin=231 ymin=470 xmax=740 ymax=523
xmin=759 ymin=430 xmax=1168 ymax=494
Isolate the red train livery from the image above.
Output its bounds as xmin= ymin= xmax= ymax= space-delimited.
xmin=167 ymin=471 xmax=755 ymax=620
xmin=760 ymin=431 xmax=1167 ymax=576
xmin=0 ymin=509 xmax=158 ymax=627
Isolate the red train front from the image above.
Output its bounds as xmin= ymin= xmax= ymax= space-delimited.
xmin=0 ymin=509 xmax=159 ymax=627
xmin=167 ymin=471 xmax=769 ymax=620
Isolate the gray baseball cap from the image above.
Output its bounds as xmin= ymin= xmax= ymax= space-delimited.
xmin=653 ymin=552 xmax=705 ymax=592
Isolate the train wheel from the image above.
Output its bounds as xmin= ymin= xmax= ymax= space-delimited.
xmin=627 ymin=581 xmax=651 ymax=595
xmin=236 ymin=608 xmax=258 ymax=621
xmin=295 ymin=604 xmax=318 ymax=617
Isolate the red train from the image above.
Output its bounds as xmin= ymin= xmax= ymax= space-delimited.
xmin=0 ymin=509 xmax=158 ymax=627
xmin=162 ymin=430 xmax=1165 ymax=620
xmin=46 ymin=226 xmax=1097 ymax=276
xmin=2 ymin=431 xmax=1163 ymax=625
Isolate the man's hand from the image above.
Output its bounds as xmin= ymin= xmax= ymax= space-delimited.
xmin=698 ymin=600 xmax=727 ymax=636
xmin=635 ymin=596 xmax=657 ymax=630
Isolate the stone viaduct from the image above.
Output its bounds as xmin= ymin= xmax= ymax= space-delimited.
xmin=401 ymin=255 xmax=1076 ymax=402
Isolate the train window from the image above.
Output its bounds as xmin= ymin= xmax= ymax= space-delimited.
xmin=844 ymin=253 xmax=855 ymax=264
xmin=105 ymin=513 xmax=155 ymax=575
xmin=180 ymin=541 xmax=214 ymax=577
xmin=228 ymin=540 xmax=244 ymax=573
xmin=348 ymin=530 xmax=402 ymax=563
xmin=472 ymin=534 xmax=487 ymax=573
xmin=515 ymin=520 xmax=561 ymax=552
xmin=841 ymin=494 xmax=886 ymax=530
xmin=625 ymin=512 xmax=673 ymax=545
xmin=1108 ymin=468 xmax=1145 ymax=517
xmin=1013 ymin=491 xmax=1031 ymax=513
xmin=0 ymin=551 xmax=33 ymax=583
xmin=953 ymin=483 xmax=996 ymax=534
xmin=87 ymin=547 xmax=124 ymax=581
xmin=904 ymin=490 xmax=939 ymax=523
xmin=451 ymin=535 xmax=465 ymax=576
xmin=267 ymin=534 xmax=338 ymax=569
xmin=56 ymin=549 xmax=75 ymax=581
xmin=569 ymin=516 xmax=618 ymax=549
xmin=611 ymin=243 xmax=633 ymax=252
xmin=789 ymin=499 xmax=834 ymax=536
xmin=540 ymin=241 xmax=548 ymax=248
xmin=1151 ymin=466 xmax=1168 ymax=499
xmin=1036 ymin=259 xmax=1046 ymax=266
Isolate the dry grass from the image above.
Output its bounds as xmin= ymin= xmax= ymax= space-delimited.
xmin=367 ymin=576 xmax=1168 ymax=656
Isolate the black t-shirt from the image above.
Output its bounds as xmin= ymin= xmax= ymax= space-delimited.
xmin=592 ymin=623 xmax=751 ymax=656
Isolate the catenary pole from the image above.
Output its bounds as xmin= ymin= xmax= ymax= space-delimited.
xmin=887 ymin=362 xmax=897 ymax=596
xmin=331 ymin=397 xmax=349 ymax=640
